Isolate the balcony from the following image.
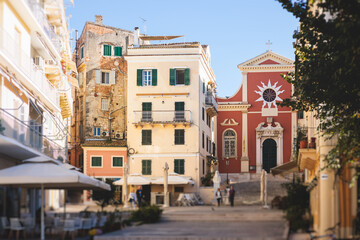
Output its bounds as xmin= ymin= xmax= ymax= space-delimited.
xmin=133 ymin=110 xmax=192 ymax=127
xmin=25 ymin=0 xmax=61 ymax=53
xmin=0 ymin=27 xmax=59 ymax=109
xmin=0 ymin=109 xmax=66 ymax=160
xmin=205 ymin=92 xmax=218 ymax=117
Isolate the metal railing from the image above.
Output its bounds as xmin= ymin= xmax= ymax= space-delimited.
xmin=25 ymin=0 xmax=61 ymax=52
xmin=133 ymin=110 xmax=192 ymax=124
xmin=0 ymin=109 xmax=66 ymax=160
xmin=0 ymin=27 xmax=59 ymax=107
xmin=205 ymin=91 xmax=218 ymax=111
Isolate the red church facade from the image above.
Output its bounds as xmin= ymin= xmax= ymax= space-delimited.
xmin=216 ymin=51 xmax=295 ymax=175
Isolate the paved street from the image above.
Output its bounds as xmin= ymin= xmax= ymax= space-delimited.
xmin=96 ymin=205 xmax=288 ymax=240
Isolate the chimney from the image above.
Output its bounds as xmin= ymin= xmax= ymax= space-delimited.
xmin=134 ymin=27 xmax=140 ymax=47
xmin=95 ymin=15 xmax=103 ymax=25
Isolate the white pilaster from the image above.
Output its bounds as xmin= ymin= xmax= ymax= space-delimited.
xmin=242 ymin=112 xmax=248 ymax=156
xmin=242 ymin=72 xmax=247 ymax=102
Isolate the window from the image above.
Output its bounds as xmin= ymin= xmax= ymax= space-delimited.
xmin=142 ymin=160 xmax=151 ymax=175
xmin=175 ymin=102 xmax=185 ymax=120
xmin=101 ymin=72 xmax=109 ymax=84
xmin=298 ymin=111 xmax=304 ymax=119
xmin=94 ymin=127 xmax=100 ymax=136
xmin=114 ymin=46 xmax=122 ymax=57
xmin=80 ymin=46 xmax=84 ymax=59
xmin=91 ymin=156 xmax=102 ymax=167
xmin=174 ymin=159 xmax=184 ymax=174
xmin=103 ymin=45 xmax=112 ymax=56
xmin=202 ymin=107 xmax=205 ymax=121
xmin=142 ymin=130 xmax=152 ymax=145
xmin=142 ymin=102 xmax=152 ymax=121
xmin=224 ymin=130 xmax=236 ymax=157
xmin=137 ymin=69 xmax=157 ymax=86
xmin=175 ymin=129 xmax=185 ymax=145
xmin=206 ymin=136 xmax=209 ymax=152
xmin=101 ymin=98 xmax=109 ymax=111
xmin=208 ymin=139 xmax=211 ymax=153
xmin=170 ymin=68 xmax=190 ymax=86
xmin=202 ymin=132 xmax=205 ymax=149
xmin=112 ymin=157 xmax=123 ymax=167
xmin=202 ymin=159 xmax=205 ymax=175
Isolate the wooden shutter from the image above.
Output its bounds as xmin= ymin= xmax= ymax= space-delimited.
xmin=137 ymin=69 xmax=142 ymax=86
xmin=203 ymin=82 xmax=205 ymax=93
xmin=170 ymin=69 xmax=175 ymax=86
xmin=142 ymin=102 xmax=152 ymax=111
xmin=152 ymin=69 xmax=157 ymax=86
xmin=114 ymin=46 xmax=122 ymax=56
xmin=180 ymin=159 xmax=184 ymax=174
xmin=95 ymin=70 xmax=101 ymax=84
xmin=184 ymin=68 xmax=190 ymax=85
xmin=175 ymin=102 xmax=184 ymax=111
xmin=110 ymin=70 xmax=115 ymax=84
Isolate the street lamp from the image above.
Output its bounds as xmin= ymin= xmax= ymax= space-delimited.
xmin=226 ymin=156 xmax=229 ymax=188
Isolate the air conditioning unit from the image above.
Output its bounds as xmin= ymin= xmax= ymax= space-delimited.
xmin=33 ymin=56 xmax=45 ymax=70
xmin=115 ymin=131 xmax=124 ymax=139
xmin=102 ymin=131 xmax=109 ymax=137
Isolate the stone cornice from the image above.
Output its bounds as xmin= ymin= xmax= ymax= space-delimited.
xmin=238 ymin=64 xmax=294 ymax=72
xmin=218 ymin=103 xmax=251 ymax=112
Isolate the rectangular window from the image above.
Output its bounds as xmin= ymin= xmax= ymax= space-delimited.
xmin=94 ymin=127 xmax=100 ymax=136
xmin=91 ymin=156 xmax=102 ymax=167
xmin=80 ymin=46 xmax=84 ymax=59
xmin=175 ymin=102 xmax=185 ymax=121
xmin=142 ymin=130 xmax=152 ymax=145
xmin=202 ymin=132 xmax=205 ymax=149
xmin=175 ymin=129 xmax=185 ymax=145
xmin=175 ymin=69 xmax=185 ymax=85
xmin=101 ymin=98 xmax=109 ymax=111
xmin=142 ymin=102 xmax=152 ymax=121
xmin=112 ymin=157 xmax=123 ymax=167
xmin=174 ymin=159 xmax=185 ymax=174
xmin=202 ymin=107 xmax=205 ymax=121
xmin=114 ymin=46 xmax=122 ymax=56
xmin=170 ymin=68 xmax=190 ymax=86
xmin=101 ymin=72 xmax=110 ymax=84
xmin=142 ymin=70 xmax=152 ymax=86
xmin=142 ymin=160 xmax=151 ymax=175
xmin=103 ymin=45 xmax=112 ymax=56
xmin=206 ymin=136 xmax=209 ymax=152
xmin=202 ymin=159 xmax=205 ymax=175
xmin=208 ymin=139 xmax=211 ymax=153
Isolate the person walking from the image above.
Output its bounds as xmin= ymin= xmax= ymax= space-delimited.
xmin=128 ymin=190 xmax=137 ymax=209
xmin=215 ymin=188 xmax=222 ymax=207
xmin=136 ymin=186 xmax=144 ymax=208
xmin=229 ymin=185 xmax=235 ymax=207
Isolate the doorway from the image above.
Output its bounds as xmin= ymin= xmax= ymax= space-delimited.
xmin=142 ymin=185 xmax=151 ymax=204
xmin=262 ymin=139 xmax=277 ymax=173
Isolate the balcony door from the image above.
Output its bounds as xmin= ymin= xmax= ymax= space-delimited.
xmin=262 ymin=138 xmax=277 ymax=173
xmin=142 ymin=102 xmax=152 ymax=121
xmin=175 ymin=102 xmax=185 ymax=121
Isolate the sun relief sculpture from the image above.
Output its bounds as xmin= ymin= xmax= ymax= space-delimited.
xmin=254 ymin=79 xmax=284 ymax=108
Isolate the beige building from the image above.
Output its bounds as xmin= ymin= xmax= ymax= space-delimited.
xmin=125 ymin=37 xmax=217 ymax=204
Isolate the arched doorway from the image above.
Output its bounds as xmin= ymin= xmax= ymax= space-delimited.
xmin=262 ymin=139 xmax=277 ymax=173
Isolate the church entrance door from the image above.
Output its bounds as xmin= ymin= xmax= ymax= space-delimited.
xmin=262 ymin=139 xmax=277 ymax=173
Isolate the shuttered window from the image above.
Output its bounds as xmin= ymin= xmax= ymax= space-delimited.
xmin=142 ymin=160 xmax=151 ymax=175
xmin=114 ymin=46 xmax=122 ymax=56
xmin=175 ymin=102 xmax=185 ymax=120
xmin=91 ymin=157 xmax=102 ymax=167
xmin=142 ymin=102 xmax=152 ymax=121
xmin=112 ymin=157 xmax=123 ymax=167
xmin=170 ymin=68 xmax=190 ymax=85
xmin=142 ymin=130 xmax=152 ymax=145
xmin=94 ymin=127 xmax=100 ymax=136
xmin=101 ymin=98 xmax=109 ymax=111
xmin=174 ymin=159 xmax=185 ymax=174
xmin=80 ymin=46 xmax=84 ymax=59
xmin=103 ymin=45 xmax=112 ymax=56
xmin=175 ymin=129 xmax=185 ymax=145
xmin=137 ymin=69 xmax=157 ymax=86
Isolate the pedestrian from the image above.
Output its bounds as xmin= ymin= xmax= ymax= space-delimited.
xmin=136 ymin=186 xmax=144 ymax=208
xmin=215 ymin=188 xmax=222 ymax=207
xmin=229 ymin=185 xmax=235 ymax=207
xmin=128 ymin=190 xmax=137 ymax=209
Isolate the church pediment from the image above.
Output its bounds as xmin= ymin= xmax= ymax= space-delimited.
xmin=237 ymin=51 xmax=294 ymax=72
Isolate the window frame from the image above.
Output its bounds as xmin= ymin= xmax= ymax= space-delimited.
xmin=142 ymin=70 xmax=152 ymax=86
xmin=175 ymin=129 xmax=185 ymax=145
xmin=142 ymin=159 xmax=152 ymax=175
xmin=175 ymin=69 xmax=185 ymax=85
xmin=101 ymin=71 xmax=110 ymax=84
xmin=142 ymin=129 xmax=152 ymax=145
xmin=174 ymin=159 xmax=185 ymax=175
xmin=111 ymin=156 xmax=124 ymax=168
xmin=90 ymin=156 xmax=103 ymax=168
xmin=223 ymin=129 xmax=237 ymax=158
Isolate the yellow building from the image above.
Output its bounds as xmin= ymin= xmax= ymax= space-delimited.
xmin=125 ymin=36 xmax=217 ymax=205
xmin=298 ymin=111 xmax=357 ymax=238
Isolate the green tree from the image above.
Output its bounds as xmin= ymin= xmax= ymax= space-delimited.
xmin=92 ymin=178 xmax=116 ymax=211
xmin=277 ymin=0 xmax=360 ymax=178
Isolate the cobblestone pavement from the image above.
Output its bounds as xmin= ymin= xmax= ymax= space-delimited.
xmin=96 ymin=205 xmax=288 ymax=240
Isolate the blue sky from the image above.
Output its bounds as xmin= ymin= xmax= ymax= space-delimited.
xmin=66 ymin=0 xmax=299 ymax=97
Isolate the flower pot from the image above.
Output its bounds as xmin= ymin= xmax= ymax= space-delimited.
xmin=309 ymin=142 xmax=316 ymax=148
xmin=299 ymin=140 xmax=308 ymax=148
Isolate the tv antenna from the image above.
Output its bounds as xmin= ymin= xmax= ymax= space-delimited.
xmin=140 ymin=17 xmax=147 ymax=34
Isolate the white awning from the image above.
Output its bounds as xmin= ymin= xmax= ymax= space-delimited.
xmin=152 ymin=173 xmax=195 ymax=185
xmin=113 ymin=173 xmax=151 ymax=186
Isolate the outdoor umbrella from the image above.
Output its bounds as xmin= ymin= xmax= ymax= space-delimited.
xmin=0 ymin=156 xmax=110 ymax=240
xmin=113 ymin=173 xmax=152 ymax=185
xmin=152 ymin=172 xmax=195 ymax=185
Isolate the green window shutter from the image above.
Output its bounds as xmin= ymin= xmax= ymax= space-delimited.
xmin=91 ymin=157 xmax=102 ymax=167
xmin=203 ymin=82 xmax=205 ymax=93
xmin=152 ymin=69 xmax=157 ymax=86
xmin=174 ymin=159 xmax=184 ymax=174
xmin=142 ymin=130 xmax=152 ymax=145
xmin=80 ymin=47 xmax=84 ymax=59
xmin=113 ymin=157 xmax=123 ymax=167
xmin=170 ymin=69 xmax=175 ymax=86
xmin=175 ymin=102 xmax=184 ymax=111
xmin=142 ymin=102 xmax=152 ymax=111
xmin=103 ymin=45 xmax=111 ymax=56
xmin=137 ymin=69 xmax=143 ymax=86
xmin=142 ymin=160 xmax=151 ymax=175
xmin=184 ymin=68 xmax=190 ymax=85
xmin=114 ymin=46 xmax=122 ymax=56
xmin=175 ymin=129 xmax=185 ymax=145
xmin=180 ymin=159 xmax=184 ymax=174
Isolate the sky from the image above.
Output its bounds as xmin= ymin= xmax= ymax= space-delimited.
xmin=66 ymin=0 xmax=299 ymax=98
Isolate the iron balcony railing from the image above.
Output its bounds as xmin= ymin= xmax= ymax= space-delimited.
xmin=205 ymin=91 xmax=218 ymax=112
xmin=25 ymin=0 xmax=61 ymax=52
xmin=0 ymin=27 xmax=59 ymax=107
xmin=133 ymin=110 xmax=192 ymax=124
xmin=0 ymin=109 xmax=66 ymax=160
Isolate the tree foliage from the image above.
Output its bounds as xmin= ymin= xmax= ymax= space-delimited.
xmin=277 ymin=0 xmax=360 ymax=177
xmin=92 ymin=178 xmax=117 ymax=211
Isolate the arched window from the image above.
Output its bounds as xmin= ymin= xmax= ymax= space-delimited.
xmin=223 ymin=130 xmax=236 ymax=157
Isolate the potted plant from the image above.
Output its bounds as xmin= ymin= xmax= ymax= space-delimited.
xmin=297 ymin=128 xmax=308 ymax=149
